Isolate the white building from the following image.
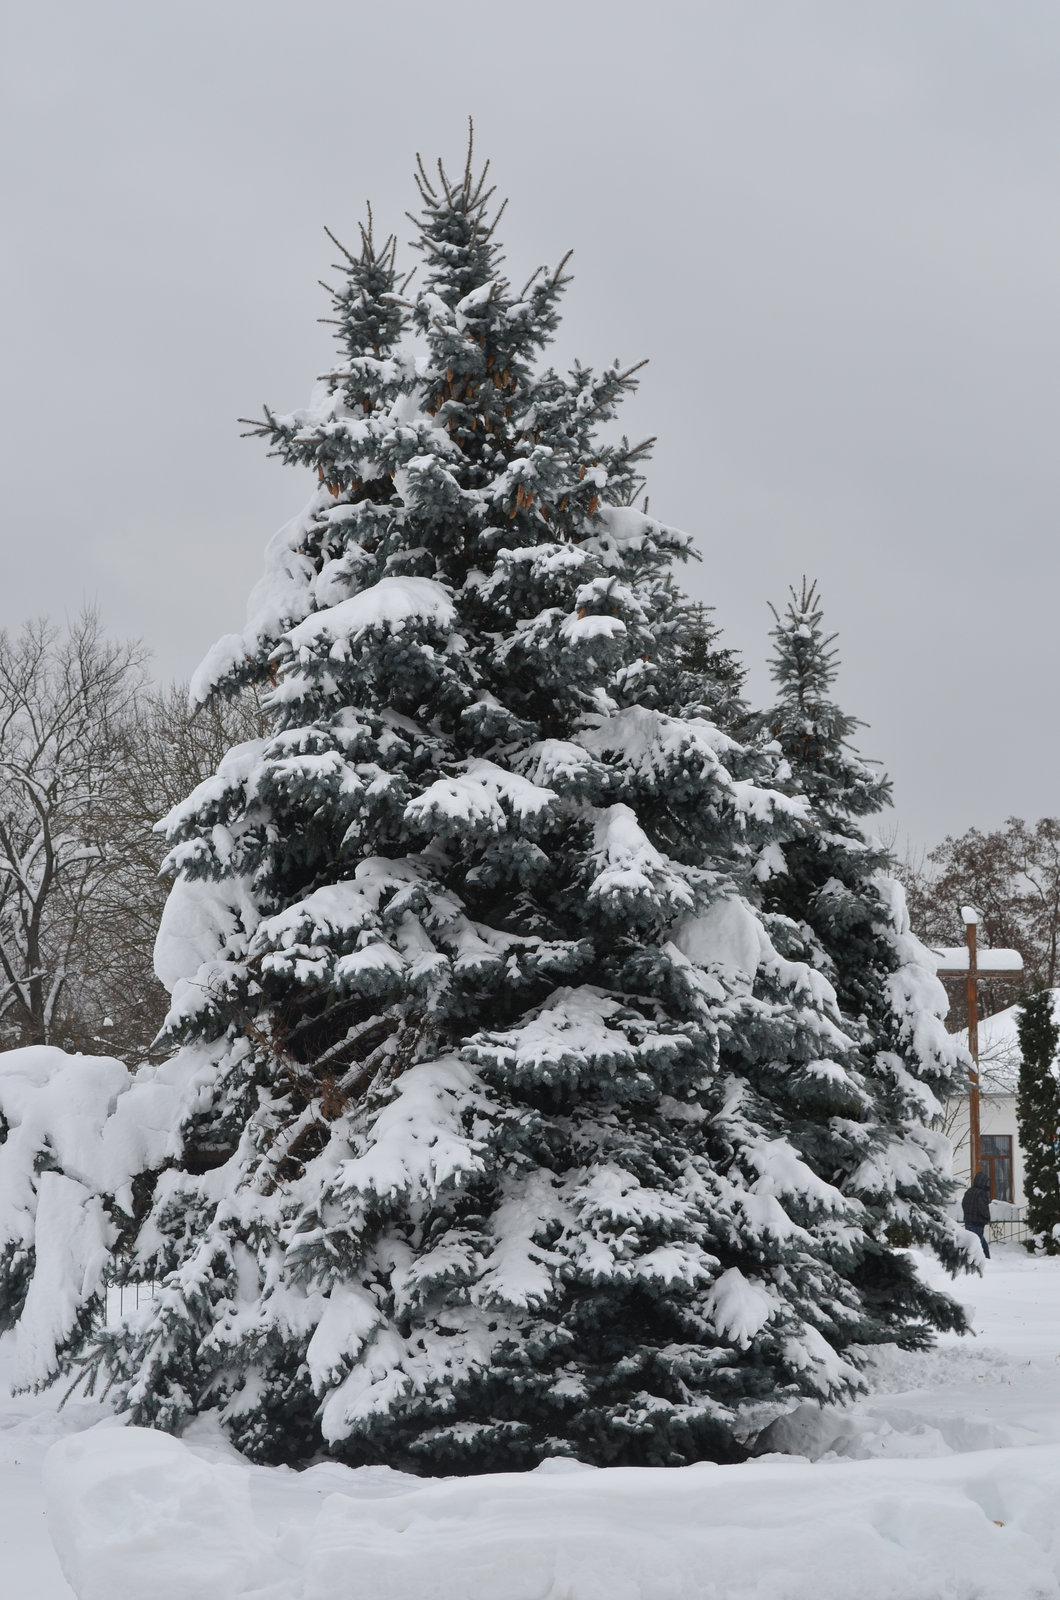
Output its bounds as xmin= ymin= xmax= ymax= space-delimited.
xmin=945 ymin=989 xmax=1060 ymax=1207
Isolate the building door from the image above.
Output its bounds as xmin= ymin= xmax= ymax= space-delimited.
xmin=980 ymin=1134 xmax=1013 ymax=1202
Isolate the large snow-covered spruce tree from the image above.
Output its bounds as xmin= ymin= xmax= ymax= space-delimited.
xmin=84 ymin=155 xmax=959 ymax=1473
xmin=758 ymin=581 xmax=970 ymax=1341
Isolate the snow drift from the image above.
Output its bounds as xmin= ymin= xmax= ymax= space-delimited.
xmin=41 ymin=1420 xmax=1060 ymax=1600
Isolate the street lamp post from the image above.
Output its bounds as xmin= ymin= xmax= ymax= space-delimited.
xmin=930 ymin=909 xmax=1023 ymax=1186
xmin=962 ymin=906 xmax=981 ymax=1180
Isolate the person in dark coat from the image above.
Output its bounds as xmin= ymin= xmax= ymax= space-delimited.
xmin=962 ymin=1169 xmax=992 ymax=1259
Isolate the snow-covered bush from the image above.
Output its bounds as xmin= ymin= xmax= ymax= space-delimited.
xmin=0 ymin=1046 xmax=180 ymax=1387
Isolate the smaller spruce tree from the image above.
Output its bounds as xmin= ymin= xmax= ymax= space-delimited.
xmin=757 ymin=580 xmax=970 ymax=1345
xmin=1016 ymin=989 xmax=1060 ymax=1252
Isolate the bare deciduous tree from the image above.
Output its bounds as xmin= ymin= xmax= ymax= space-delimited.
xmin=0 ymin=615 xmax=146 ymax=1049
xmin=83 ymin=682 xmax=270 ymax=1058
xmin=0 ymin=615 xmax=270 ymax=1062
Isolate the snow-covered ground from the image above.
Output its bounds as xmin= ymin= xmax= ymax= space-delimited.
xmin=7 ymin=1245 xmax=1060 ymax=1599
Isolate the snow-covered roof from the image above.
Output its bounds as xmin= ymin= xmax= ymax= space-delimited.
xmin=951 ymin=989 xmax=1060 ymax=1096
xmin=930 ymin=946 xmax=1023 ymax=974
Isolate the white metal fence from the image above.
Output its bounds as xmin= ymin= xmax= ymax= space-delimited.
xmin=988 ymin=1205 xmax=1029 ymax=1246
xmin=103 ymin=1276 xmax=159 ymax=1324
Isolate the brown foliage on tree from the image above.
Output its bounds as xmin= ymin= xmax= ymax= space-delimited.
xmin=900 ymin=817 xmax=1060 ymax=1027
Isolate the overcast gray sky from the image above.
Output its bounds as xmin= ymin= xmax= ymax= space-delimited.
xmin=2 ymin=1 xmax=1057 ymax=849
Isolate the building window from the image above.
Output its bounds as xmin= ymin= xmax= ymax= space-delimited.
xmin=980 ymin=1134 xmax=1013 ymax=1203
